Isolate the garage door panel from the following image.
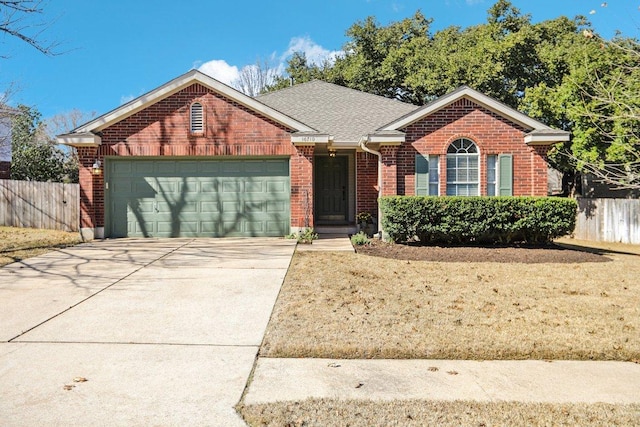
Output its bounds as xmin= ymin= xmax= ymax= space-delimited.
xmin=245 ymin=181 xmax=264 ymax=193
xmin=108 ymin=158 xmax=290 ymax=237
xmin=200 ymin=221 xmax=219 ymax=233
xmin=245 ymin=221 xmax=265 ymax=234
xmin=134 ymin=161 xmax=154 ymax=175
xmin=267 ymin=181 xmax=286 ymax=193
xmin=155 ymin=162 xmax=176 ymax=175
xmin=222 ymin=181 xmax=241 ymax=193
xmin=244 ymin=161 xmax=266 ymax=173
xmin=200 ymin=180 xmax=220 ymax=193
xmin=267 ymin=201 xmax=287 ymax=213
xmin=266 ymin=160 xmax=288 ymax=174
xmin=198 ymin=161 xmax=221 ymax=174
xmin=133 ymin=180 xmax=157 ymax=197
xmin=245 ymin=201 xmax=265 ymax=213
xmin=222 ymin=161 xmax=242 ymax=174
xmin=221 ymin=201 xmax=242 ymax=213
xmin=266 ymin=220 xmax=288 ymax=233
xmin=200 ymin=201 xmax=221 ymax=213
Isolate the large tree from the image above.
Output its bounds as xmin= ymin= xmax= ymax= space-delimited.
xmin=267 ymin=51 xmax=329 ymax=91
xmin=10 ymin=104 xmax=75 ymax=182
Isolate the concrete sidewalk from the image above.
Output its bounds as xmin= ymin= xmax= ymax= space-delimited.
xmin=296 ymin=234 xmax=355 ymax=252
xmin=245 ymin=358 xmax=640 ymax=405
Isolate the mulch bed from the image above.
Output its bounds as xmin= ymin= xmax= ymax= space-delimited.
xmin=355 ymin=239 xmax=611 ymax=263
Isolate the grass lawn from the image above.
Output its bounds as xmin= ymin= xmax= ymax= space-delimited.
xmin=260 ymin=239 xmax=640 ymax=361
xmin=0 ymin=226 xmax=82 ymax=267
xmin=243 ymin=239 xmax=640 ymax=426
xmin=239 ymin=399 xmax=640 ymax=427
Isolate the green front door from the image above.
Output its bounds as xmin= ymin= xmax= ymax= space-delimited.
xmin=315 ymin=156 xmax=348 ymax=222
xmin=106 ymin=158 xmax=290 ymax=238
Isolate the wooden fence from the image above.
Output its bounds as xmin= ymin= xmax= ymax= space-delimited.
xmin=0 ymin=180 xmax=79 ymax=232
xmin=575 ymin=198 xmax=640 ymax=245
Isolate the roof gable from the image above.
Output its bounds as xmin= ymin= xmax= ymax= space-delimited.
xmin=62 ymin=70 xmax=315 ymax=145
xmin=382 ymin=86 xmax=553 ymax=132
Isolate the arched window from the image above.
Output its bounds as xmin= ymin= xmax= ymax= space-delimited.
xmin=190 ymin=102 xmax=204 ymax=134
xmin=446 ymin=138 xmax=479 ymax=196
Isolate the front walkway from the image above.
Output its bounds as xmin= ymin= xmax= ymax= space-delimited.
xmin=296 ymin=233 xmax=355 ymax=252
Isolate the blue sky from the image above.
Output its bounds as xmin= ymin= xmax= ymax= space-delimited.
xmin=0 ymin=0 xmax=637 ymax=124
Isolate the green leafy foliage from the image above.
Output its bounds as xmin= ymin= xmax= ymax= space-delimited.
xmin=10 ymin=104 xmax=76 ymax=182
xmin=286 ymin=228 xmax=319 ymax=244
xmin=350 ymin=231 xmax=371 ymax=246
xmin=379 ymin=196 xmax=577 ymax=245
xmin=268 ymin=1 xmax=640 ymax=189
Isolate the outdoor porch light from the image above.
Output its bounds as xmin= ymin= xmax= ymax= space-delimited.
xmin=92 ymin=160 xmax=102 ymax=175
xmin=328 ymin=148 xmax=337 ymax=157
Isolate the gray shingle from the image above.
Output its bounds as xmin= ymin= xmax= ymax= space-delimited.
xmin=257 ymin=81 xmax=418 ymax=142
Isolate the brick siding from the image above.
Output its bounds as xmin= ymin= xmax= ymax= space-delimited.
xmin=355 ymin=151 xmax=378 ymax=216
xmin=81 ymin=83 xmax=311 ymax=231
xmin=397 ymin=98 xmax=551 ymax=197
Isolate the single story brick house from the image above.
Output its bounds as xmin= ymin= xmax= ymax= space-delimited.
xmin=58 ymin=70 xmax=569 ymax=240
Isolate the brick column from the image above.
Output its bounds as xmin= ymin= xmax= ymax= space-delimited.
xmin=291 ymin=145 xmax=315 ymax=230
xmin=77 ymin=147 xmax=99 ymax=240
xmin=531 ymin=145 xmax=551 ymax=196
xmin=380 ymin=145 xmax=399 ymax=196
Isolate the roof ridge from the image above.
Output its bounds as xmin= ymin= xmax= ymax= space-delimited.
xmin=259 ymin=79 xmax=417 ymax=108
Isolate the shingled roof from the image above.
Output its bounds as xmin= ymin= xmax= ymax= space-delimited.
xmin=257 ymin=80 xmax=418 ymax=143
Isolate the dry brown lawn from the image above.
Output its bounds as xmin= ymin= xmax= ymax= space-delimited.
xmin=0 ymin=226 xmax=82 ymax=267
xmin=261 ymin=239 xmax=640 ymax=361
xmin=239 ymin=399 xmax=640 ymax=427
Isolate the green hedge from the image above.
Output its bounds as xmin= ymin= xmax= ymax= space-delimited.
xmin=379 ymin=196 xmax=577 ymax=245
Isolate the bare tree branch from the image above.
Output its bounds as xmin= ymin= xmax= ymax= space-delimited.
xmin=232 ymin=58 xmax=280 ymax=97
xmin=0 ymin=0 xmax=60 ymax=57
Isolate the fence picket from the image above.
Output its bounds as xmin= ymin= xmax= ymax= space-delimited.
xmin=575 ymin=198 xmax=640 ymax=245
xmin=0 ymin=180 xmax=79 ymax=232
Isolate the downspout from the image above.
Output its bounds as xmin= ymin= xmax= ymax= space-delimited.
xmin=358 ymin=136 xmax=383 ymax=237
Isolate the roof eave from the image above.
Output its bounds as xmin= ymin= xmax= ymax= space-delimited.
xmin=367 ymin=133 xmax=406 ymax=144
xmin=524 ymin=132 xmax=570 ymax=145
xmin=57 ymin=132 xmax=102 ymax=147
xmin=291 ymin=132 xmax=331 ymax=145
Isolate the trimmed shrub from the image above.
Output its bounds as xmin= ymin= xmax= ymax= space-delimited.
xmin=379 ymin=196 xmax=577 ymax=245
xmin=350 ymin=231 xmax=371 ymax=246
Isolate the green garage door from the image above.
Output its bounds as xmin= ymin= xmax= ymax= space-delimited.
xmin=107 ymin=158 xmax=290 ymax=238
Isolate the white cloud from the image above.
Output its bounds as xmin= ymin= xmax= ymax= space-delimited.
xmin=197 ymin=59 xmax=240 ymax=85
xmin=195 ymin=36 xmax=340 ymax=94
xmin=120 ymin=94 xmax=134 ymax=105
xmin=465 ymin=0 xmax=484 ymax=5
xmin=282 ymin=36 xmax=342 ymax=66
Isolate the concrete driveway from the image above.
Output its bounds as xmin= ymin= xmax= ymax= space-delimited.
xmin=0 ymin=238 xmax=296 ymax=426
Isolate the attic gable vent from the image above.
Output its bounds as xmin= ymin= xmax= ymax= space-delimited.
xmin=190 ymin=102 xmax=204 ymax=134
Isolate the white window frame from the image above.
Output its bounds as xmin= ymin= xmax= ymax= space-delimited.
xmin=446 ymin=138 xmax=479 ymax=196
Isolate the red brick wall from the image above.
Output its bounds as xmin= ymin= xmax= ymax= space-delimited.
xmin=380 ymin=146 xmax=399 ymax=196
xmin=77 ymin=147 xmax=99 ymax=229
xmin=83 ymin=83 xmax=309 ymax=231
xmin=290 ymin=145 xmax=314 ymax=228
xmin=356 ymin=151 xmax=378 ymax=216
xmin=397 ymin=98 xmax=551 ymax=196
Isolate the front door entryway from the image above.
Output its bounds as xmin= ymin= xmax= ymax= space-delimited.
xmin=315 ymin=156 xmax=348 ymax=223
